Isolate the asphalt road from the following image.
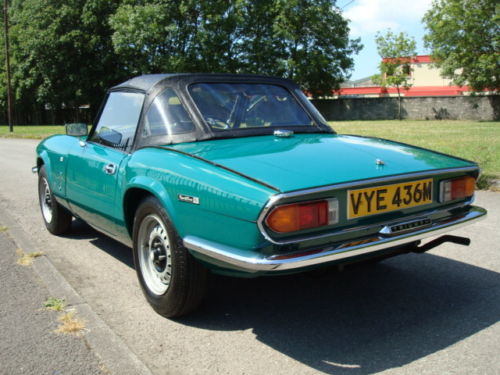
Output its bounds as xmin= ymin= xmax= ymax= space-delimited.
xmin=0 ymin=137 xmax=499 ymax=375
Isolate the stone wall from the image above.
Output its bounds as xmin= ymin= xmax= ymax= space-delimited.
xmin=312 ymin=95 xmax=499 ymax=121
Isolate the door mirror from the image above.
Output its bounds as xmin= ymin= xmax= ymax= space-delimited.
xmin=65 ymin=123 xmax=88 ymax=137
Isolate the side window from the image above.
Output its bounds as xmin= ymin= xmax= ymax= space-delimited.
xmin=143 ymin=88 xmax=195 ymax=138
xmin=91 ymin=92 xmax=145 ymax=151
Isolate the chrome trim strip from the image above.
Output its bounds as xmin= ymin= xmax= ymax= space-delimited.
xmin=379 ymin=217 xmax=432 ymax=236
xmin=184 ymin=206 xmax=486 ymax=273
xmin=257 ymin=166 xmax=479 ymax=245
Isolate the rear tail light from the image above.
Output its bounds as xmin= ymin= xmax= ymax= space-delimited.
xmin=439 ymin=176 xmax=475 ymax=203
xmin=265 ymin=198 xmax=338 ymax=233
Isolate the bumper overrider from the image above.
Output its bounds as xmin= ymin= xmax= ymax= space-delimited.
xmin=184 ymin=205 xmax=487 ymax=273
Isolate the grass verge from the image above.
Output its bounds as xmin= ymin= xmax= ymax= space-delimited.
xmin=0 ymin=125 xmax=65 ymax=139
xmin=330 ymin=120 xmax=500 ymax=188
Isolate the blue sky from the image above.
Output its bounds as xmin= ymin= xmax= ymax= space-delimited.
xmin=340 ymin=0 xmax=434 ymax=80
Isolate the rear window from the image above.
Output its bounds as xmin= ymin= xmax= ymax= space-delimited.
xmin=189 ymin=83 xmax=313 ymax=131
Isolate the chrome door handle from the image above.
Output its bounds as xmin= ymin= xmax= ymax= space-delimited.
xmin=104 ymin=163 xmax=117 ymax=175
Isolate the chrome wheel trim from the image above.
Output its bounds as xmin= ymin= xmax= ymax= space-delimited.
xmin=40 ymin=177 xmax=53 ymax=223
xmin=137 ymin=214 xmax=172 ymax=296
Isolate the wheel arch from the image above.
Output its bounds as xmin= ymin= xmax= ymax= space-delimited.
xmin=123 ymin=178 xmax=177 ymax=238
xmin=36 ymin=156 xmax=44 ymax=169
xmin=36 ymin=151 xmax=52 ymax=182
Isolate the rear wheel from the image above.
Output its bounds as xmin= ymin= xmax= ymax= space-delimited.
xmin=38 ymin=166 xmax=72 ymax=235
xmin=132 ymin=196 xmax=208 ymax=318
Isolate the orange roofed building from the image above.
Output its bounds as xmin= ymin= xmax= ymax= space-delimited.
xmin=337 ymin=55 xmax=472 ymax=98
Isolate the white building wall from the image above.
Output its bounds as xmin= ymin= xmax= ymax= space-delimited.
xmin=410 ymin=63 xmax=455 ymax=87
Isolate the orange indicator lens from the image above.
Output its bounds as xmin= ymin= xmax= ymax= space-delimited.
xmin=266 ymin=200 xmax=330 ymax=233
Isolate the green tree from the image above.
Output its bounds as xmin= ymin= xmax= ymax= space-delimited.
xmin=9 ymin=0 xmax=124 ymax=120
xmin=110 ymin=0 xmax=361 ymax=96
xmin=372 ymin=30 xmax=417 ymax=119
xmin=238 ymin=0 xmax=281 ymax=74
xmin=2 ymin=0 xmax=361 ymax=124
xmin=272 ymin=0 xmax=361 ymax=96
xmin=423 ymin=0 xmax=499 ymax=93
xmin=110 ymin=1 xmax=243 ymax=75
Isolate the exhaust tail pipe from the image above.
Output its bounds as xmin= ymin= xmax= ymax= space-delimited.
xmin=413 ymin=235 xmax=471 ymax=253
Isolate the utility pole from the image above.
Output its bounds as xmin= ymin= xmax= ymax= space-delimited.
xmin=3 ymin=0 xmax=13 ymax=132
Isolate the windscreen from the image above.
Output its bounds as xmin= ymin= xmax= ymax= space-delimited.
xmin=189 ymin=83 xmax=313 ymax=131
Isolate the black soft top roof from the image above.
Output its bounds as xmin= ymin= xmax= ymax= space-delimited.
xmin=110 ymin=73 xmax=298 ymax=94
xmin=112 ymin=74 xmax=180 ymax=92
xmin=104 ymin=73 xmax=332 ymax=149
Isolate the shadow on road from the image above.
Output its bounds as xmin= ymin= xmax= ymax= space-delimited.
xmin=66 ymin=220 xmax=500 ymax=374
xmin=66 ymin=219 xmax=134 ymax=268
xmin=182 ymin=253 xmax=500 ymax=375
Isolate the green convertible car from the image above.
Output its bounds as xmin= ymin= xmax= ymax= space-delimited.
xmin=34 ymin=73 xmax=487 ymax=317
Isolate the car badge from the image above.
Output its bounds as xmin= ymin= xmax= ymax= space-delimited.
xmin=178 ymin=194 xmax=200 ymax=205
xmin=375 ymin=159 xmax=385 ymax=166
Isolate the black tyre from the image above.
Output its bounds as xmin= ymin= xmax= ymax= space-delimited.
xmin=38 ymin=165 xmax=72 ymax=235
xmin=132 ymin=196 xmax=208 ymax=318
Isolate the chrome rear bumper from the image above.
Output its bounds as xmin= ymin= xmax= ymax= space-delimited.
xmin=183 ymin=206 xmax=487 ymax=273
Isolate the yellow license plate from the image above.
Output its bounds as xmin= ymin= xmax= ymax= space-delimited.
xmin=348 ymin=179 xmax=433 ymax=219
